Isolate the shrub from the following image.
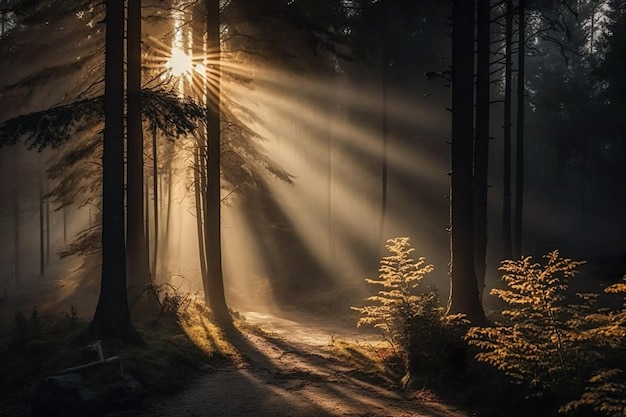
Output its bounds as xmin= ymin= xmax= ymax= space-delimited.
xmin=149 ymin=277 xmax=199 ymax=322
xmin=561 ymin=277 xmax=626 ymax=416
xmin=466 ymin=251 xmax=626 ymax=416
xmin=352 ymin=237 xmax=463 ymax=383
xmin=562 ymin=369 xmax=626 ymax=417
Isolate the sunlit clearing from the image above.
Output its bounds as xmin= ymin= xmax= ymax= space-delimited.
xmin=167 ymin=48 xmax=193 ymax=77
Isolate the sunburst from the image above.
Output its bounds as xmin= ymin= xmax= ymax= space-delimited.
xmin=166 ymin=48 xmax=193 ymax=77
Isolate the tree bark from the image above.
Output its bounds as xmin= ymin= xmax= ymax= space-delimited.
xmin=379 ymin=5 xmax=390 ymax=248
xmin=502 ymin=0 xmax=514 ymax=260
xmin=152 ymin=125 xmax=159 ymax=278
xmin=513 ymin=0 xmax=525 ymax=259
xmin=204 ymin=0 xmax=231 ymax=326
xmin=126 ymin=0 xmax=155 ymax=318
xmin=0 ymin=2 xmax=5 ymax=36
xmin=194 ymin=146 xmax=208 ymax=290
xmin=45 ymin=177 xmax=50 ymax=265
xmin=39 ymin=154 xmax=45 ymax=275
xmin=13 ymin=149 xmax=20 ymax=288
xmin=192 ymin=4 xmax=209 ymax=297
xmin=448 ymin=0 xmax=487 ymax=324
xmin=145 ymin=176 xmax=150 ymax=264
xmin=85 ymin=0 xmax=142 ymax=345
xmin=474 ymin=0 xmax=491 ymax=300
xmin=164 ymin=142 xmax=173 ymax=251
xmin=63 ymin=206 xmax=67 ymax=244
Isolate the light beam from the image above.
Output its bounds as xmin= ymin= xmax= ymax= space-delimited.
xmin=166 ymin=48 xmax=193 ymax=77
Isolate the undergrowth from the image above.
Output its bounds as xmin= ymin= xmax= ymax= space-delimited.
xmin=352 ymin=241 xmax=626 ymax=417
xmin=466 ymin=251 xmax=626 ymax=417
xmin=0 ymin=301 xmax=236 ymax=416
xmin=352 ymin=237 xmax=468 ymax=386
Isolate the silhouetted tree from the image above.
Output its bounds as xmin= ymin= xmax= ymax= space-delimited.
xmin=204 ymin=0 xmax=230 ymax=326
xmin=598 ymin=0 xmax=626 ymax=192
xmin=12 ymin=150 xmax=20 ymax=287
xmin=378 ymin=1 xmax=391 ymax=247
xmin=502 ymin=0 xmax=514 ymax=260
xmin=126 ymin=0 xmax=158 ymax=318
xmin=0 ymin=2 xmax=207 ymax=333
xmin=474 ymin=0 xmax=491 ymax=299
xmin=448 ymin=0 xmax=487 ymax=324
xmin=38 ymin=154 xmax=45 ymax=275
xmin=85 ymin=0 xmax=142 ymax=344
xmin=513 ymin=0 xmax=526 ymax=259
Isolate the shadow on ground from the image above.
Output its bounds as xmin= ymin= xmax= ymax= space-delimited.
xmin=116 ymin=312 xmax=467 ymax=417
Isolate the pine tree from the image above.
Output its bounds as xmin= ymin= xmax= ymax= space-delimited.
xmin=448 ymin=0 xmax=487 ymax=324
xmin=84 ymin=0 xmax=142 ymax=344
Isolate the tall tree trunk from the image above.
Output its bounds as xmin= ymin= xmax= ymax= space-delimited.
xmin=152 ymin=125 xmax=159 ymax=278
xmin=502 ymin=0 xmax=514 ymax=260
xmin=0 ymin=0 xmax=6 ymax=36
xmin=39 ymin=154 xmax=45 ymax=275
xmin=194 ymin=146 xmax=208 ymax=289
xmin=327 ymin=101 xmax=333 ymax=264
xmin=513 ymin=0 xmax=525 ymax=259
xmin=0 ymin=0 xmax=9 ymax=38
xmin=379 ymin=6 xmax=389 ymax=248
xmin=474 ymin=0 xmax=491 ymax=300
xmin=164 ymin=143 xmax=173 ymax=250
xmin=580 ymin=136 xmax=590 ymax=231
xmin=192 ymin=5 xmax=209 ymax=295
xmin=126 ymin=0 xmax=155 ymax=317
xmin=85 ymin=0 xmax=142 ymax=344
xmin=63 ymin=206 xmax=67 ymax=244
xmin=45 ymin=178 xmax=50 ymax=265
xmin=448 ymin=0 xmax=487 ymax=325
xmin=145 ymin=176 xmax=150 ymax=261
xmin=13 ymin=150 xmax=20 ymax=288
xmin=204 ymin=0 xmax=230 ymax=325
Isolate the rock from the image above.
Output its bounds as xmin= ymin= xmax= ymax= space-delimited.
xmin=31 ymin=372 xmax=143 ymax=416
xmin=31 ymin=373 xmax=96 ymax=417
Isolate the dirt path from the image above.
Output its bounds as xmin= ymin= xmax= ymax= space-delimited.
xmin=114 ymin=310 xmax=468 ymax=417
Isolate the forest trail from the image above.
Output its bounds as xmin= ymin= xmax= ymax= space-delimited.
xmin=112 ymin=310 xmax=468 ymax=417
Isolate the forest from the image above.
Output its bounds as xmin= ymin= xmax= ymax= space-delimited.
xmin=0 ymin=0 xmax=625 ymax=416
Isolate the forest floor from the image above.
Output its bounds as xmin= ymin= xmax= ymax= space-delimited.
xmin=109 ymin=309 xmax=469 ymax=417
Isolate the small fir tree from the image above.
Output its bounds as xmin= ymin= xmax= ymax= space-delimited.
xmin=561 ymin=276 xmax=626 ymax=417
xmin=352 ymin=237 xmax=470 ymax=383
xmin=467 ymin=252 xmax=626 ymax=415
xmin=352 ymin=237 xmax=434 ymax=351
xmin=466 ymin=251 xmax=587 ymax=395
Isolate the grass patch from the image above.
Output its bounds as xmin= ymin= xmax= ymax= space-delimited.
xmin=329 ymin=339 xmax=403 ymax=387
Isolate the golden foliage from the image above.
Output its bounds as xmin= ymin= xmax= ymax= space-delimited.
xmin=351 ymin=237 xmax=435 ymax=350
xmin=351 ymin=237 xmax=467 ymax=383
xmin=561 ymin=369 xmax=626 ymax=417
xmin=561 ymin=277 xmax=626 ymax=416
xmin=466 ymin=252 xmax=626 ymax=415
